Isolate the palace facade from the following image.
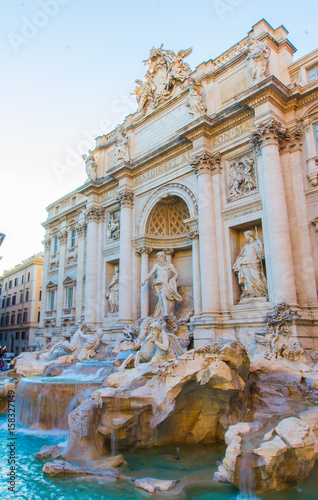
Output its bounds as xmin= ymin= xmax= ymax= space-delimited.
xmin=38 ymin=20 xmax=318 ymax=351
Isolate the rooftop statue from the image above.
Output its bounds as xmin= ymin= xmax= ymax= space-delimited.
xmin=82 ymin=150 xmax=97 ymax=181
xmin=141 ymin=251 xmax=182 ymax=319
xmin=246 ymin=35 xmax=270 ymax=80
xmin=115 ymin=125 xmax=130 ymax=164
xmin=132 ymin=45 xmax=202 ymax=120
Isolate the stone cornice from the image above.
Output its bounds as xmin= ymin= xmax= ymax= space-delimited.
xmin=222 ymin=198 xmax=263 ymax=221
xmin=189 ymin=151 xmax=221 ymax=175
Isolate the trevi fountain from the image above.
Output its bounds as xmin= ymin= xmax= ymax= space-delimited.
xmin=1 ymin=19 xmax=318 ymax=500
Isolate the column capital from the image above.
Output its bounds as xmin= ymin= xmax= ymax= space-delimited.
xmin=189 ymin=151 xmax=221 ymax=176
xmin=188 ymin=229 xmax=199 ymax=240
xmin=311 ymin=216 xmax=318 ymax=231
xmin=58 ymin=229 xmax=68 ymax=244
xmin=250 ymin=118 xmax=287 ymax=153
xmin=279 ymin=126 xmax=303 ymax=154
xmin=164 ymin=248 xmax=174 ymax=256
xmin=136 ymin=246 xmax=153 ymax=255
xmin=76 ymin=221 xmax=87 ymax=236
xmin=43 ymin=237 xmax=51 ymax=250
xmin=85 ymin=206 xmax=105 ymax=222
xmin=117 ymin=189 xmax=134 ymax=207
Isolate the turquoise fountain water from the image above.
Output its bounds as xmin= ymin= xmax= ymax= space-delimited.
xmin=1 ymin=414 xmax=318 ymax=500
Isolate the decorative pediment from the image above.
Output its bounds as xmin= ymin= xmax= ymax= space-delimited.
xmin=46 ymin=281 xmax=57 ymax=290
xmin=63 ymin=276 xmax=77 ymax=285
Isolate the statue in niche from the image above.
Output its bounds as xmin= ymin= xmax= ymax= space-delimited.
xmin=246 ymin=35 xmax=270 ymax=80
xmin=228 ymin=158 xmax=256 ymax=200
xmin=115 ymin=126 xmax=129 ymax=164
xmin=107 ymin=212 xmax=120 ymax=240
xmin=233 ymin=230 xmax=267 ymax=299
xmin=106 ymin=266 xmax=119 ymax=314
xmin=82 ymin=150 xmax=97 ymax=181
xmin=186 ymin=85 xmax=207 ymax=118
xmin=141 ymin=251 xmax=182 ymax=319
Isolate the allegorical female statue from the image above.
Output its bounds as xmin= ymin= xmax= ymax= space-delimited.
xmin=141 ymin=251 xmax=182 ymax=319
xmin=233 ymin=230 xmax=267 ymax=299
xmin=106 ymin=266 xmax=119 ymax=313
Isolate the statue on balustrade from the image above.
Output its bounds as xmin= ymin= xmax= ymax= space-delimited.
xmin=106 ymin=266 xmax=119 ymax=314
xmin=233 ymin=230 xmax=267 ymax=299
xmin=82 ymin=150 xmax=97 ymax=181
xmin=141 ymin=251 xmax=182 ymax=319
xmin=115 ymin=126 xmax=129 ymax=164
xmin=186 ymin=84 xmax=207 ymax=118
xmin=246 ymin=35 xmax=270 ymax=80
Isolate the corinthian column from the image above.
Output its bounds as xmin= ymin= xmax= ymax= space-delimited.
xmin=56 ymin=229 xmax=67 ymax=328
xmin=190 ymin=151 xmax=220 ymax=315
xmin=188 ymin=229 xmax=202 ymax=315
xmin=117 ymin=189 xmax=134 ymax=322
xmin=84 ymin=206 xmax=104 ymax=326
xmin=136 ymin=246 xmax=152 ymax=318
xmin=250 ymin=119 xmax=297 ymax=304
xmin=75 ymin=221 xmax=86 ymax=324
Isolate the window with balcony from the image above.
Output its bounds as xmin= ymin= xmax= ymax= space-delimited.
xmin=49 ymin=291 xmax=55 ymax=311
xmin=67 ymin=287 xmax=74 ymax=308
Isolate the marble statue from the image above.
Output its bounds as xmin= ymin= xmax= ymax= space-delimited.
xmin=141 ymin=251 xmax=182 ymax=319
xmin=77 ymin=329 xmax=105 ymax=361
xmin=107 ymin=213 xmax=120 ymax=240
xmin=106 ymin=266 xmax=119 ymax=314
xmin=82 ymin=150 xmax=97 ymax=181
xmin=246 ymin=35 xmax=270 ymax=80
xmin=132 ymin=46 xmax=196 ymax=119
xmin=233 ymin=230 xmax=267 ymax=299
xmin=228 ymin=158 xmax=256 ymax=199
xmin=115 ymin=126 xmax=129 ymax=164
xmin=186 ymin=85 xmax=207 ymax=117
xmin=38 ymin=322 xmax=87 ymax=360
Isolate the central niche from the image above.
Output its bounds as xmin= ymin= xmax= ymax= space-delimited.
xmin=146 ymin=196 xmax=190 ymax=236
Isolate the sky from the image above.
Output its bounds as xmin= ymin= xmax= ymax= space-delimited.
xmin=0 ymin=0 xmax=317 ymax=274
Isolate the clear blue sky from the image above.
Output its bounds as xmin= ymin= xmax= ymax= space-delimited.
xmin=0 ymin=0 xmax=317 ymax=273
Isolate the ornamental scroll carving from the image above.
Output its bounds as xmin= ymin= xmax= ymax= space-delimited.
xmin=131 ymin=45 xmax=204 ymax=120
xmin=227 ymin=156 xmax=257 ymax=201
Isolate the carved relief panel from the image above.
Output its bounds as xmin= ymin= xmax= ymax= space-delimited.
xmin=225 ymin=153 xmax=258 ymax=202
xmin=106 ymin=210 xmax=120 ymax=242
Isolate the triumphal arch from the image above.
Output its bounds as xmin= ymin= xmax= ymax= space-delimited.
xmin=39 ymin=20 xmax=318 ymax=352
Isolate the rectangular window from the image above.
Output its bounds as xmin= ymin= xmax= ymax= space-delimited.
xmin=11 ymin=314 xmax=15 ymax=325
xmin=67 ymin=287 xmax=73 ymax=308
xmin=12 ymin=294 xmax=16 ymax=306
xmin=49 ymin=291 xmax=55 ymax=311
xmin=39 ymin=290 xmax=42 ymax=301
xmin=27 ymin=272 xmax=30 ymax=282
xmin=0 ymin=317 xmax=4 ymax=327
xmin=308 ymin=64 xmax=318 ymax=82
xmin=21 ymin=331 xmax=26 ymax=340
xmin=21 ymin=275 xmax=24 ymax=284
xmin=14 ymin=278 xmax=18 ymax=287
xmin=70 ymin=228 xmax=76 ymax=248
xmin=9 ymin=280 xmax=12 ymax=289
xmin=25 ymin=290 xmax=29 ymax=302
xmin=53 ymin=236 xmax=58 ymax=254
xmin=20 ymin=292 xmax=23 ymax=303
xmin=0 ymin=333 xmax=2 ymax=341
xmin=23 ymin=311 xmax=28 ymax=323
xmin=5 ymin=315 xmax=9 ymax=326
xmin=2 ymin=298 xmax=5 ymax=308
xmin=16 ymin=332 xmax=20 ymax=340
xmin=5 ymin=283 xmax=7 ymax=291
xmin=37 ymin=311 xmax=40 ymax=322
xmin=17 ymin=313 xmax=21 ymax=324
xmin=6 ymin=297 xmax=11 ymax=307
xmin=314 ymin=123 xmax=318 ymax=153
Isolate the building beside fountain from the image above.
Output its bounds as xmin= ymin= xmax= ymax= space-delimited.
xmin=0 ymin=252 xmax=43 ymax=354
xmin=37 ymin=19 xmax=318 ymax=351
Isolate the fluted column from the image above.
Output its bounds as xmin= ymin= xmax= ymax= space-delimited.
xmin=39 ymin=236 xmax=50 ymax=328
xmin=250 ymin=119 xmax=297 ymax=304
xmin=190 ymin=151 xmax=220 ymax=315
xmin=75 ymin=221 xmax=86 ymax=324
xmin=188 ymin=229 xmax=202 ymax=315
xmin=136 ymin=246 xmax=152 ymax=318
xmin=56 ymin=229 xmax=67 ymax=327
xmin=118 ymin=190 xmax=134 ymax=322
xmin=84 ymin=207 xmax=104 ymax=326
